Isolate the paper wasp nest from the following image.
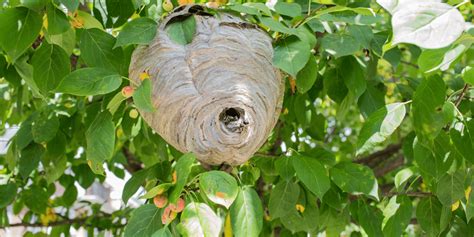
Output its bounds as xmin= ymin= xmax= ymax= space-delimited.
xmin=129 ymin=5 xmax=284 ymax=165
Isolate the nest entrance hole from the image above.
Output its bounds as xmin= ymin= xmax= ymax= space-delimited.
xmin=219 ymin=107 xmax=248 ymax=133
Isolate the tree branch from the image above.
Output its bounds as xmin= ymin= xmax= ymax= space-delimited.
xmin=355 ymin=144 xmax=402 ymax=168
xmin=4 ymin=218 xmax=88 ymax=228
xmin=122 ymin=147 xmax=143 ymax=173
xmin=374 ymin=155 xmax=405 ymax=177
xmin=2 ymin=217 xmax=125 ymax=228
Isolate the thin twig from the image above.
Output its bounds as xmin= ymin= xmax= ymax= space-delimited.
xmin=400 ymin=60 xmax=419 ymax=69
xmin=455 ymin=84 xmax=470 ymax=107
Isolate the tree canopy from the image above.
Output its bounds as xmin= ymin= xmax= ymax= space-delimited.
xmin=0 ymin=0 xmax=473 ymax=236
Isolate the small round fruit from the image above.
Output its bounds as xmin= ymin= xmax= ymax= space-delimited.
xmin=162 ymin=0 xmax=173 ymax=12
xmin=153 ymin=195 xmax=168 ymax=208
xmin=129 ymin=109 xmax=139 ymax=119
xmin=121 ymin=86 xmax=134 ymax=98
xmin=161 ymin=206 xmax=178 ymax=225
xmin=169 ymin=198 xmax=185 ymax=212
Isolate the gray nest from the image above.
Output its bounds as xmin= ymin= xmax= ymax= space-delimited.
xmin=129 ymin=5 xmax=284 ymax=165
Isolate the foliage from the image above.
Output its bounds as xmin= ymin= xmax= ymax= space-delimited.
xmin=0 ymin=0 xmax=473 ymax=236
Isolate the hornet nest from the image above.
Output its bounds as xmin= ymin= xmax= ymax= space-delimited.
xmin=129 ymin=5 xmax=284 ymax=165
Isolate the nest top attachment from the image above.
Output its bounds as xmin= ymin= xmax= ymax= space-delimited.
xmin=129 ymin=5 xmax=284 ymax=165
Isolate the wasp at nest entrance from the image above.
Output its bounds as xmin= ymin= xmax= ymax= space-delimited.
xmin=219 ymin=107 xmax=248 ymax=133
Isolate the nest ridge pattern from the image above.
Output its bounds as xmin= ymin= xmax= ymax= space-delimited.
xmin=129 ymin=7 xmax=284 ymax=165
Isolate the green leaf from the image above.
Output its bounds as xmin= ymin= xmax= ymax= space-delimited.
xmin=46 ymin=3 xmax=70 ymax=35
xmin=199 ymin=171 xmax=239 ymax=209
xmin=273 ymin=2 xmax=301 ymax=17
xmin=60 ymin=183 xmax=78 ymax=207
xmin=296 ymin=55 xmax=318 ymax=94
xmin=169 ymin=153 xmax=196 ymax=203
xmin=357 ymin=102 xmax=407 ymax=155
xmin=383 ymin=195 xmax=413 ymax=237
xmin=394 ymin=167 xmax=415 ymax=192
xmin=77 ymin=10 xmax=104 ymax=29
xmin=165 ymin=15 xmax=196 ymax=45
xmin=122 ymin=168 xmax=149 ymax=204
xmin=462 ymin=66 xmax=474 ymax=85
xmin=450 ymin=126 xmax=474 ymax=164
xmin=341 ymin=56 xmax=367 ymax=100
xmin=178 ymin=202 xmax=223 ymax=237
xmin=230 ymin=187 xmax=263 ymax=237
xmin=133 ymin=79 xmax=155 ymax=112
xmin=330 ymin=162 xmax=379 ymax=200
xmin=416 ymin=196 xmax=446 ymax=237
xmin=347 ymin=25 xmax=374 ymax=48
xmin=273 ymin=35 xmax=311 ymax=77
xmin=58 ymin=0 xmax=79 ymax=11
xmin=115 ymin=17 xmax=157 ymax=47
xmin=280 ymin=201 xmax=320 ymax=233
xmin=0 ymin=7 xmax=42 ymax=62
xmin=412 ymin=75 xmax=446 ymax=142
xmin=31 ymin=42 xmax=71 ymax=94
xmin=23 ymin=185 xmax=49 ymax=214
xmin=19 ymin=143 xmax=45 ymax=178
xmin=79 ymin=28 xmax=125 ymax=73
xmin=124 ymin=204 xmax=163 ymax=237
xmin=320 ymin=34 xmax=360 ymax=58
xmin=14 ymin=55 xmax=43 ymax=98
xmin=268 ymin=180 xmax=300 ymax=219
xmin=417 ymin=41 xmax=470 ymax=73
xmin=44 ymin=26 xmax=76 ymax=55
xmin=324 ymin=67 xmax=348 ymax=104
xmin=413 ymin=136 xmax=452 ymax=182
xmin=243 ymin=3 xmax=271 ymax=16
xmin=152 ymin=227 xmax=173 ymax=237
xmin=259 ymin=17 xmax=294 ymax=35
xmin=354 ymin=199 xmax=384 ymax=237
xmin=86 ymin=111 xmax=115 ymax=166
xmin=227 ymin=4 xmax=261 ymax=16
xmin=275 ymin=156 xmax=294 ymax=181
xmin=107 ymin=92 xmax=127 ymax=115
xmin=358 ymin=83 xmax=386 ymax=118
xmin=32 ymin=110 xmax=59 ymax=143
xmin=56 ymin=68 xmax=122 ymax=96
xmin=141 ymin=183 xmax=174 ymax=199
xmin=0 ymin=183 xmax=17 ymax=208
xmin=105 ymin=0 xmax=136 ymax=27
xmin=292 ymin=155 xmax=330 ymax=200
xmin=391 ymin=2 xmax=464 ymax=49
xmin=435 ymin=170 xmax=466 ymax=207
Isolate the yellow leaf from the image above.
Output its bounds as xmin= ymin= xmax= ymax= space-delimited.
xmin=224 ymin=213 xmax=232 ymax=237
xmin=451 ymin=200 xmax=460 ymax=211
xmin=139 ymin=71 xmax=150 ymax=81
xmin=172 ymin=171 xmax=177 ymax=184
xmin=288 ymin=76 xmax=296 ymax=94
xmin=466 ymin=186 xmax=472 ymax=200
xmin=296 ymin=204 xmax=305 ymax=213
xmin=42 ymin=14 xmax=48 ymax=32
xmin=178 ymin=0 xmax=195 ymax=6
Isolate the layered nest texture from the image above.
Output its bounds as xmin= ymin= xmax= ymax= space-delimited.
xmin=129 ymin=5 xmax=284 ymax=165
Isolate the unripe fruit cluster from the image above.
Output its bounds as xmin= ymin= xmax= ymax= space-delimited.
xmin=153 ymin=195 xmax=185 ymax=225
